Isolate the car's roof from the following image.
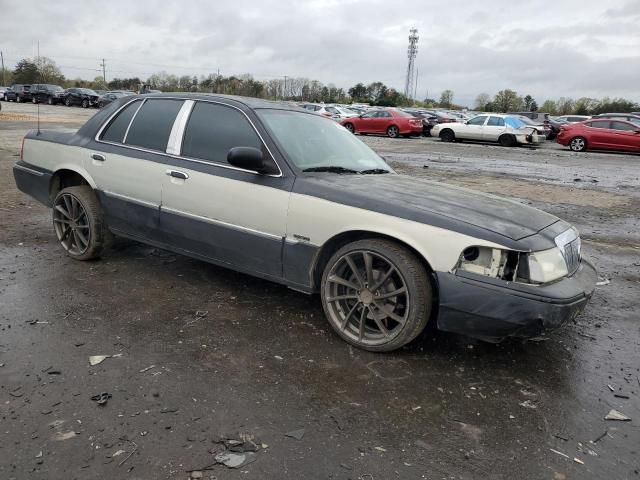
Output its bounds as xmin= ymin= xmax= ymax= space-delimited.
xmin=140 ymin=92 xmax=305 ymax=112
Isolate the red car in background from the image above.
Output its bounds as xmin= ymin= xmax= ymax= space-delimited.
xmin=556 ymin=119 xmax=640 ymax=153
xmin=340 ymin=109 xmax=423 ymax=138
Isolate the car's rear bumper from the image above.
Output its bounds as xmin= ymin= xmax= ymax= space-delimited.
xmin=435 ymin=259 xmax=597 ymax=342
xmin=13 ymin=161 xmax=53 ymax=206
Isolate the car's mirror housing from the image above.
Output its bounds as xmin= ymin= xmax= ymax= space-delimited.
xmin=227 ymin=147 xmax=269 ymax=173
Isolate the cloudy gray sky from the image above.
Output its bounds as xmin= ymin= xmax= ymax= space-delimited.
xmin=2 ymin=0 xmax=639 ymax=105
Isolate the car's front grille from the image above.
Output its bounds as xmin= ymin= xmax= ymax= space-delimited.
xmin=563 ymin=238 xmax=581 ymax=275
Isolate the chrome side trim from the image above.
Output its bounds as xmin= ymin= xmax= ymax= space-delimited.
xmin=94 ymin=96 xmax=284 ymax=178
xmin=167 ymin=100 xmax=194 ymax=155
xmin=161 ymin=206 xmax=282 ymax=241
xmin=14 ymin=164 xmax=44 ymax=176
xmin=103 ymin=190 xmax=159 ymax=209
xmin=122 ymin=99 xmax=147 ymax=143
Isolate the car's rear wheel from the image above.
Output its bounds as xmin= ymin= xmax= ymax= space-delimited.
xmin=32 ymin=97 xmax=38 ymax=104
xmin=387 ymin=125 xmax=400 ymax=138
xmin=499 ymin=134 xmax=516 ymax=147
xmin=440 ymin=129 xmax=455 ymax=142
xmin=321 ymin=239 xmax=433 ymax=352
xmin=569 ymin=136 xmax=587 ymax=152
xmin=65 ymin=97 xmax=72 ymax=107
xmin=52 ymin=186 xmax=112 ymax=261
xmin=47 ymin=97 xmax=53 ymax=105
xmin=81 ymin=99 xmax=89 ymax=108
xmin=344 ymin=122 xmax=354 ymax=133
xmin=16 ymin=96 xmax=22 ymax=103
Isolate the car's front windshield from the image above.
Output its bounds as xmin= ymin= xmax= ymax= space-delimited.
xmin=257 ymin=109 xmax=393 ymax=173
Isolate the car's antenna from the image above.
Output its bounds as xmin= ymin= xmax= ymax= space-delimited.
xmin=36 ymin=40 xmax=41 ymax=136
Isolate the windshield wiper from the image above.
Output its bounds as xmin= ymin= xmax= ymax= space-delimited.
xmin=302 ymin=166 xmax=359 ymax=174
xmin=359 ymin=168 xmax=391 ymax=175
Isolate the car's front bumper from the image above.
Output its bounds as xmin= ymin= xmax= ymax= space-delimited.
xmin=435 ymin=259 xmax=597 ymax=342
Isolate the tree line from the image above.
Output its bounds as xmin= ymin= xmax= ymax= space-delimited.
xmin=3 ymin=57 xmax=638 ymax=114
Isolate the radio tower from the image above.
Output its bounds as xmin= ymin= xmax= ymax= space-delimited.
xmin=403 ymin=28 xmax=419 ymax=99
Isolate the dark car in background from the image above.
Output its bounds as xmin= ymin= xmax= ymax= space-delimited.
xmin=557 ymin=119 xmax=640 ymax=153
xmin=97 ymin=91 xmax=130 ymax=108
xmin=30 ymin=84 xmax=65 ymax=105
xmin=5 ymin=84 xmax=31 ymax=102
xmin=61 ymin=88 xmax=100 ymax=108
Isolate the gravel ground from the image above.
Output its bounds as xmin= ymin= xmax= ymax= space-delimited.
xmin=1 ymin=101 xmax=639 ymax=480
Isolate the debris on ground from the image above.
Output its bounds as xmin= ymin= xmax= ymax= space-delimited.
xmin=607 ymin=384 xmax=615 ymax=392
xmin=139 ymin=364 xmax=156 ymax=373
xmin=519 ymin=400 xmax=537 ymax=409
xmin=550 ymin=448 xmax=570 ymax=459
xmin=573 ymin=458 xmax=584 ymax=465
xmin=90 ymin=392 xmax=112 ymax=406
xmin=374 ymin=446 xmax=387 ymax=452
xmin=591 ymin=430 xmax=609 ymax=443
xmin=214 ymin=451 xmax=257 ymax=468
xmin=614 ymin=393 xmax=630 ymax=399
xmin=596 ymin=279 xmax=611 ymax=286
xmin=604 ymin=409 xmax=631 ymax=421
xmin=285 ymin=428 xmax=305 ymax=440
xmin=89 ymin=354 xmax=122 ymax=366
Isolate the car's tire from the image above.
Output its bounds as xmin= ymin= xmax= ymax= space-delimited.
xmin=569 ymin=136 xmax=587 ymax=152
xmin=81 ymin=99 xmax=89 ymax=108
xmin=321 ymin=238 xmax=433 ymax=352
xmin=387 ymin=125 xmax=400 ymax=138
xmin=343 ymin=122 xmax=354 ymax=133
xmin=47 ymin=97 xmax=53 ymax=105
xmin=65 ymin=97 xmax=72 ymax=107
xmin=52 ymin=186 xmax=113 ymax=261
xmin=16 ymin=96 xmax=22 ymax=103
xmin=32 ymin=97 xmax=38 ymax=104
xmin=499 ymin=134 xmax=516 ymax=147
xmin=440 ymin=129 xmax=455 ymax=142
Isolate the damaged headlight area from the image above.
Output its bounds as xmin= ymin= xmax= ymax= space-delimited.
xmin=456 ymin=246 xmax=569 ymax=284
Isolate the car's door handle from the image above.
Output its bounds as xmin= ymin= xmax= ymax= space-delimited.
xmin=91 ymin=153 xmax=106 ymax=162
xmin=166 ymin=170 xmax=189 ymax=180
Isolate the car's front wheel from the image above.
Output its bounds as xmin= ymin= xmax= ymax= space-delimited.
xmin=47 ymin=97 xmax=53 ymax=105
xmin=81 ymin=99 xmax=89 ymax=108
xmin=65 ymin=97 xmax=72 ymax=107
xmin=52 ymin=186 xmax=112 ymax=261
xmin=440 ymin=129 xmax=455 ymax=142
xmin=569 ymin=136 xmax=587 ymax=152
xmin=387 ymin=125 xmax=400 ymax=138
xmin=321 ymin=239 xmax=433 ymax=352
xmin=32 ymin=97 xmax=38 ymax=104
xmin=343 ymin=122 xmax=354 ymax=133
xmin=16 ymin=96 xmax=22 ymax=103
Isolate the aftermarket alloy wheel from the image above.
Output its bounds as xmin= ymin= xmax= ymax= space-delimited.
xmin=52 ymin=186 xmax=112 ymax=260
xmin=569 ymin=136 xmax=587 ymax=152
xmin=387 ymin=125 xmax=399 ymax=138
xmin=321 ymin=239 xmax=432 ymax=352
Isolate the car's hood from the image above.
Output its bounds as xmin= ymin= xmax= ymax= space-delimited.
xmin=294 ymin=174 xmax=560 ymax=246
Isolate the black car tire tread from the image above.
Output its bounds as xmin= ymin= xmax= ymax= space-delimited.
xmin=499 ymin=134 xmax=516 ymax=147
xmin=53 ymin=186 xmax=113 ymax=261
xmin=440 ymin=129 xmax=455 ymax=142
xmin=321 ymin=238 xmax=433 ymax=352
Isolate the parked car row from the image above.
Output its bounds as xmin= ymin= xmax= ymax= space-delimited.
xmin=1 ymin=83 xmax=136 ymax=108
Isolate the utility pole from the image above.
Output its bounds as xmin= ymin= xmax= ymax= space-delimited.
xmin=414 ymin=66 xmax=419 ymax=104
xmin=403 ymin=28 xmax=419 ymax=99
xmin=283 ymin=75 xmax=288 ymax=100
xmin=100 ymin=58 xmax=106 ymax=83
xmin=0 ymin=51 xmax=5 ymax=86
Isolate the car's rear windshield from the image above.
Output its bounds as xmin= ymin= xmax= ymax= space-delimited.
xmin=504 ymin=116 xmax=526 ymax=128
xmin=257 ymin=109 xmax=392 ymax=172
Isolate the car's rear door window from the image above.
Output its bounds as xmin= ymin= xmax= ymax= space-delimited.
xmin=100 ymin=100 xmax=143 ymax=143
xmin=587 ymin=121 xmax=611 ymax=129
xmin=487 ymin=116 xmax=505 ymax=126
xmin=125 ymin=99 xmax=184 ymax=151
xmin=181 ymin=101 xmax=262 ymax=164
xmin=610 ymin=121 xmax=636 ymax=131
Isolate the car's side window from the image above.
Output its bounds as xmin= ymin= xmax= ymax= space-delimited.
xmin=379 ymin=111 xmax=392 ymax=118
xmin=487 ymin=116 xmax=505 ymax=127
xmin=587 ymin=121 xmax=610 ymax=129
xmin=468 ymin=116 xmax=487 ymax=126
xmin=100 ymin=100 xmax=143 ymax=143
xmin=361 ymin=111 xmax=377 ymax=118
xmin=181 ymin=101 xmax=262 ymax=164
xmin=610 ymin=121 xmax=635 ymax=131
xmin=125 ymin=99 xmax=184 ymax=151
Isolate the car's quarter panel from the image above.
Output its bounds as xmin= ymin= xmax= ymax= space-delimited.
xmin=160 ymin=166 xmax=292 ymax=279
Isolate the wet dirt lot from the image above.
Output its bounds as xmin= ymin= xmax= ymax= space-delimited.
xmin=1 ymin=101 xmax=639 ymax=480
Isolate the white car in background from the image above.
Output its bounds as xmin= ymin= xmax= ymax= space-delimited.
xmin=554 ymin=115 xmax=591 ymax=123
xmin=431 ymin=114 xmax=546 ymax=147
xmin=303 ymin=104 xmax=359 ymax=120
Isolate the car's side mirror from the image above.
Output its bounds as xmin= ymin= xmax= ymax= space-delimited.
xmin=227 ymin=147 xmax=269 ymax=173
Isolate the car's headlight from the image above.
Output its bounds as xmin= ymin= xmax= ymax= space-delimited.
xmin=527 ymin=248 xmax=568 ymax=283
xmin=456 ymin=246 xmax=568 ymax=284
